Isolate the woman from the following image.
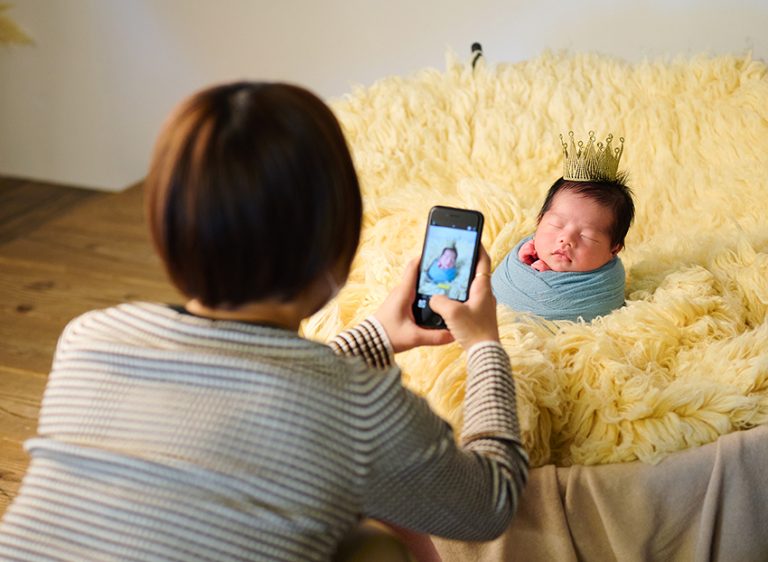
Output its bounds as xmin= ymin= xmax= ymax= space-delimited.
xmin=0 ymin=82 xmax=528 ymax=561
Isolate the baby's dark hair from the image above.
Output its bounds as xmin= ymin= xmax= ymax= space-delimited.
xmin=537 ymin=174 xmax=635 ymax=250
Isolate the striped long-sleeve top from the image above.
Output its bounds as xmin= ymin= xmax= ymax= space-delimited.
xmin=0 ymin=302 xmax=528 ymax=561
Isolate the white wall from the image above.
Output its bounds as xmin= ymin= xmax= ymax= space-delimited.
xmin=1 ymin=0 xmax=766 ymax=191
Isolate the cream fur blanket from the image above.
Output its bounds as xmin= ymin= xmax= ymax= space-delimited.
xmin=303 ymin=51 xmax=768 ymax=468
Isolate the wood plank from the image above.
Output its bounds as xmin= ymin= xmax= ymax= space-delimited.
xmin=1 ymin=183 xmax=170 ymax=281
xmin=0 ymin=176 xmax=100 ymax=244
xmin=0 ymin=366 xmax=47 ymax=514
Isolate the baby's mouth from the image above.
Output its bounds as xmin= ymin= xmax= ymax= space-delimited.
xmin=552 ymin=249 xmax=571 ymax=261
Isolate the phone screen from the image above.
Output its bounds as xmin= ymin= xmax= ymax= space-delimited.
xmin=413 ymin=206 xmax=483 ymax=328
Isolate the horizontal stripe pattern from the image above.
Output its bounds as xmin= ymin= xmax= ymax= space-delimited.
xmin=0 ymin=302 xmax=527 ymax=560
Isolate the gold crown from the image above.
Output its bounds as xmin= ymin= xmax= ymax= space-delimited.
xmin=560 ymin=131 xmax=624 ymax=182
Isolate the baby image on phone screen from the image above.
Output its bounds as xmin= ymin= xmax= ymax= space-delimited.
xmin=427 ymin=247 xmax=458 ymax=284
xmin=418 ymin=227 xmax=478 ymax=299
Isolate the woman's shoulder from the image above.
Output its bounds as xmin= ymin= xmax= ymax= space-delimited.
xmin=56 ymin=303 xmax=410 ymax=399
xmin=59 ymin=302 xmax=137 ymax=341
xmin=55 ymin=301 xmax=262 ymax=355
xmin=59 ymin=302 xmax=181 ymax=342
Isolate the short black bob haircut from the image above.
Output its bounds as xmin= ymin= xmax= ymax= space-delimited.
xmin=145 ymin=82 xmax=362 ymax=308
xmin=537 ymin=174 xmax=635 ymax=250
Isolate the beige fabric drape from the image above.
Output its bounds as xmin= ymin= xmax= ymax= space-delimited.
xmin=434 ymin=424 xmax=768 ymax=561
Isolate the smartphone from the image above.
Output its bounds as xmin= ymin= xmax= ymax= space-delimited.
xmin=412 ymin=206 xmax=484 ymax=329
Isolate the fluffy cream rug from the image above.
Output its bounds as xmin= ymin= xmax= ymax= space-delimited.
xmin=303 ymin=51 xmax=768 ymax=467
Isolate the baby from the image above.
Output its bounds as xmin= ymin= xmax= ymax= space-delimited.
xmin=492 ymin=132 xmax=635 ymax=322
xmin=427 ymin=246 xmax=458 ymax=284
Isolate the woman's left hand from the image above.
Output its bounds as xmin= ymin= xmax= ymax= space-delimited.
xmin=374 ymin=259 xmax=454 ymax=353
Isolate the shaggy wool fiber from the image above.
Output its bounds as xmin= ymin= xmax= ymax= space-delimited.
xmin=302 ymin=51 xmax=768 ymax=467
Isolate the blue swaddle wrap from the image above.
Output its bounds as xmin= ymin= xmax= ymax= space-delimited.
xmin=427 ymin=261 xmax=457 ymax=283
xmin=491 ymin=236 xmax=626 ymax=322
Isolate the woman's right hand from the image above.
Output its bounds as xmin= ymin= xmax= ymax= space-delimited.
xmin=429 ymin=246 xmax=500 ymax=351
xmin=373 ymin=258 xmax=455 ymax=354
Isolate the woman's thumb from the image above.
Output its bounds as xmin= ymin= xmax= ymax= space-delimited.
xmin=428 ymin=295 xmax=453 ymax=318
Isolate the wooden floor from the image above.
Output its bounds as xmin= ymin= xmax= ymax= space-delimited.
xmin=0 ymin=176 xmax=178 ymax=516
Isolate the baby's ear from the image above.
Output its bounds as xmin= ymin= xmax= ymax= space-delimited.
xmin=611 ymin=243 xmax=623 ymax=255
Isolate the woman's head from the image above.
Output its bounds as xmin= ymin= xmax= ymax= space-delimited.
xmin=145 ymin=82 xmax=362 ymax=308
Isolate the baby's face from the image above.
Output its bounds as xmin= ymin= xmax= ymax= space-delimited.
xmin=534 ymin=190 xmax=619 ymax=272
xmin=437 ymin=250 xmax=457 ymax=269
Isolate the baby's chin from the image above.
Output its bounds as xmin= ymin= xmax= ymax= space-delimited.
xmin=547 ymin=260 xmax=608 ymax=273
xmin=547 ymin=263 xmax=578 ymax=272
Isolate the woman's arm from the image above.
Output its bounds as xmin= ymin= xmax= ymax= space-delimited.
xmin=361 ymin=343 xmax=528 ymax=540
xmin=328 ymin=317 xmax=394 ymax=370
xmin=360 ymin=247 xmax=528 ymax=539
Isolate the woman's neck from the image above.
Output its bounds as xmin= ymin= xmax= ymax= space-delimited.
xmin=184 ymin=298 xmax=307 ymax=331
xmin=183 ymin=269 xmax=342 ymax=331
